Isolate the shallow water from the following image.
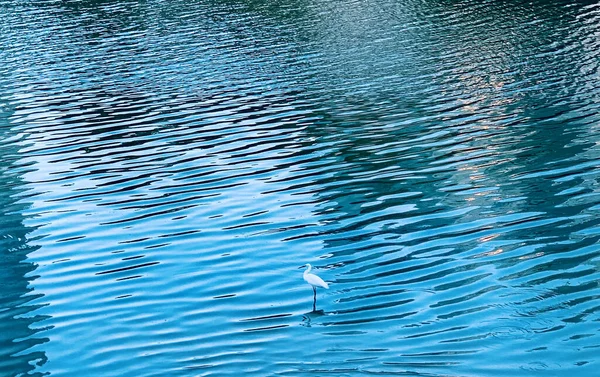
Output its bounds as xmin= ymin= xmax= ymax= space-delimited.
xmin=1 ymin=0 xmax=600 ymax=375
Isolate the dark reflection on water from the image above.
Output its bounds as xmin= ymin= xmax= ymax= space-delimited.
xmin=0 ymin=99 xmax=48 ymax=375
xmin=1 ymin=0 xmax=600 ymax=376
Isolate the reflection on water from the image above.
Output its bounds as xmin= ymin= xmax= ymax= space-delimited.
xmin=1 ymin=0 xmax=600 ymax=376
xmin=0 ymin=99 xmax=47 ymax=375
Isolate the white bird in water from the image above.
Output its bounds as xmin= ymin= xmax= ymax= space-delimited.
xmin=303 ymin=263 xmax=329 ymax=311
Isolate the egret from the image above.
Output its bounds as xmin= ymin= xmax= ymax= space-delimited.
xmin=303 ymin=263 xmax=329 ymax=311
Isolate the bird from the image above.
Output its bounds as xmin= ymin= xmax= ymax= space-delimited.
xmin=303 ymin=263 xmax=329 ymax=311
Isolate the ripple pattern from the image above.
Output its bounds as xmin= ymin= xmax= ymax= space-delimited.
xmin=1 ymin=0 xmax=600 ymax=376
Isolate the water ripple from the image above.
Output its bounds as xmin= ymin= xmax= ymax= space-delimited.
xmin=1 ymin=0 xmax=600 ymax=376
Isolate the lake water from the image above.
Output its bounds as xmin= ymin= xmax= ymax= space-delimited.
xmin=1 ymin=0 xmax=600 ymax=376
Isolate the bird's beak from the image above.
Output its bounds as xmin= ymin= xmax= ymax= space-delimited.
xmin=298 ymin=265 xmax=304 ymax=269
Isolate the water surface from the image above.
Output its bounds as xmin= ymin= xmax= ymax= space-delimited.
xmin=1 ymin=0 xmax=600 ymax=376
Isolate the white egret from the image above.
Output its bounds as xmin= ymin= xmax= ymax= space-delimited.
xmin=303 ymin=263 xmax=329 ymax=311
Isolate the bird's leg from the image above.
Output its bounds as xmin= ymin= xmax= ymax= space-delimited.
xmin=313 ymin=287 xmax=317 ymax=312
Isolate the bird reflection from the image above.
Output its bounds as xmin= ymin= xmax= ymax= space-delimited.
xmin=301 ymin=309 xmax=327 ymax=328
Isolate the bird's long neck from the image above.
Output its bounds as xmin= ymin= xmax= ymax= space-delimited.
xmin=304 ymin=265 xmax=311 ymax=275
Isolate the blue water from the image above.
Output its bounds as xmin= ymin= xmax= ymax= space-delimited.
xmin=1 ymin=0 xmax=600 ymax=376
